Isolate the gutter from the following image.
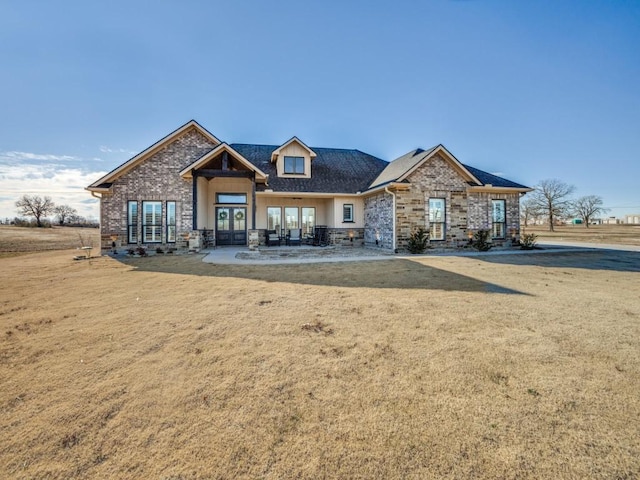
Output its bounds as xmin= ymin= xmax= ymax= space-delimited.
xmin=385 ymin=186 xmax=396 ymax=252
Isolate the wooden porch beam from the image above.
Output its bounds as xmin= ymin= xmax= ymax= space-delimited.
xmin=195 ymin=169 xmax=254 ymax=179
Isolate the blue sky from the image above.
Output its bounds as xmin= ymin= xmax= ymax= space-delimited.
xmin=1 ymin=0 xmax=639 ymax=220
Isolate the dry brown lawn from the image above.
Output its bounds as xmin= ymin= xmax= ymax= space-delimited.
xmin=1 ymin=226 xmax=639 ymax=479
xmin=526 ymin=224 xmax=640 ymax=246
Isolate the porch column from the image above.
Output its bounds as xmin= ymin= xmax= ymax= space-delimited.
xmin=251 ymin=173 xmax=256 ymax=230
xmin=192 ymin=169 xmax=198 ymax=230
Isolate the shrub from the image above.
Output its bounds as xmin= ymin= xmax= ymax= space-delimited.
xmin=127 ymin=248 xmax=136 ymax=255
xmin=472 ymin=229 xmax=492 ymax=252
xmin=135 ymin=246 xmax=147 ymax=257
xmin=407 ymin=228 xmax=429 ymax=254
xmin=155 ymin=247 xmax=164 ymax=254
xmin=520 ymin=233 xmax=538 ymax=250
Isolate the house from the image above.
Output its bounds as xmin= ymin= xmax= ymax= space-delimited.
xmin=87 ymin=120 xmax=531 ymax=252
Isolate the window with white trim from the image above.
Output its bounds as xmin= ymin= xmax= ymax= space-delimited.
xmin=428 ymin=198 xmax=445 ymax=241
xmin=343 ymin=204 xmax=354 ymax=223
xmin=142 ymin=201 xmax=162 ymax=243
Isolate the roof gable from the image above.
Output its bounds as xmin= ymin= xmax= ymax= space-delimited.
xmin=369 ymin=145 xmax=481 ymax=189
xmin=271 ymin=137 xmax=317 ymax=163
xmin=87 ymin=120 xmax=220 ymax=190
xmin=179 ymin=143 xmax=268 ymax=180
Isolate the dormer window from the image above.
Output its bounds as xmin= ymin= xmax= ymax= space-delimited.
xmin=284 ymin=156 xmax=305 ymax=174
xmin=271 ymin=137 xmax=316 ymax=179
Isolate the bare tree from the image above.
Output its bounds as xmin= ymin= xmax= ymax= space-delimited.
xmin=573 ymin=195 xmax=608 ymax=228
xmin=529 ymin=179 xmax=575 ymax=231
xmin=53 ymin=204 xmax=78 ymax=225
xmin=15 ymin=195 xmax=55 ymax=227
xmin=520 ymin=196 xmax=542 ymax=230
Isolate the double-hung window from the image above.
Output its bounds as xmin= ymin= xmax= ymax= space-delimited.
xmin=166 ymin=201 xmax=176 ymax=243
xmin=127 ymin=201 xmax=138 ymax=244
xmin=428 ymin=198 xmax=445 ymax=240
xmin=142 ymin=201 xmax=162 ymax=243
xmin=284 ymin=156 xmax=304 ymax=174
xmin=343 ymin=204 xmax=354 ymax=223
xmin=492 ymin=200 xmax=506 ymax=239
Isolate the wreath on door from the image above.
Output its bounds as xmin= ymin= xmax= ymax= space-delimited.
xmin=235 ymin=211 xmax=245 ymax=221
xmin=218 ymin=211 xmax=228 ymax=220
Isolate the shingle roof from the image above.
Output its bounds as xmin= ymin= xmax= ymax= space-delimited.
xmin=367 ymin=145 xmax=529 ymax=191
xmin=230 ymin=144 xmax=389 ymax=193
xmin=369 ymin=147 xmax=437 ymax=189
xmin=461 ymin=164 xmax=529 ymax=189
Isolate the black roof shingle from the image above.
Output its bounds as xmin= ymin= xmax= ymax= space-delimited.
xmin=231 ymin=144 xmax=389 ymax=193
xmin=227 ymin=143 xmax=529 ymax=192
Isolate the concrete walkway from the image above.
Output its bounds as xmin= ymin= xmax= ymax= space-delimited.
xmin=201 ymin=241 xmax=639 ymax=265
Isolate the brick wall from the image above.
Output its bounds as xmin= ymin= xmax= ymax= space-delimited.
xmin=364 ymin=192 xmax=394 ymax=249
xmin=393 ymin=153 xmax=521 ymax=250
xmin=394 ymin=153 xmax=469 ymax=250
xmin=99 ymin=128 xmax=216 ymax=250
xmin=468 ymin=191 xmax=521 ymax=245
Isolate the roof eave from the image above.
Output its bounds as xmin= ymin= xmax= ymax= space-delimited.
xmin=87 ymin=120 xmax=221 ymax=188
xmin=467 ymin=186 xmax=533 ymax=193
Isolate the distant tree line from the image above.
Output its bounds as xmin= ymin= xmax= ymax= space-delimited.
xmin=521 ymin=179 xmax=609 ymax=231
xmin=8 ymin=194 xmax=98 ymax=228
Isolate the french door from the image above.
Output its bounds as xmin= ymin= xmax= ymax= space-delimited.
xmin=215 ymin=207 xmax=247 ymax=245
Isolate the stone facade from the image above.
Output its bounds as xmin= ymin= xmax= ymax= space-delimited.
xmin=363 ymin=192 xmax=394 ymax=249
xmin=391 ymin=153 xmax=521 ymax=251
xmin=94 ymin=124 xmax=525 ymax=254
xmin=99 ymin=129 xmax=216 ymax=250
xmin=467 ymin=191 xmax=521 ymax=246
xmin=393 ymin=153 xmax=470 ymax=250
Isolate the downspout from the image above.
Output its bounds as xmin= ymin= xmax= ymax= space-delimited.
xmin=385 ymin=186 xmax=396 ymax=252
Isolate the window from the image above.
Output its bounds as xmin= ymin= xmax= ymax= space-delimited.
xmin=127 ymin=201 xmax=138 ymax=244
xmin=492 ymin=199 xmax=506 ymax=239
xmin=343 ymin=204 xmax=354 ymax=223
xmin=301 ymin=207 xmax=315 ymax=235
xmin=285 ymin=207 xmax=299 ymax=231
xmin=216 ymin=193 xmax=247 ymax=204
xmin=429 ymin=198 xmax=445 ymax=240
xmin=267 ymin=207 xmax=282 ymax=232
xmin=166 ymin=201 xmax=176 ymax=243
xmin=142 ymin=201 xmax=162 ymax=243
xmin=284 ymin=156 xmax=304 ymax=174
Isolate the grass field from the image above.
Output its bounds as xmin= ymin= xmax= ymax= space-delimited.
xmin=1 ymin=226 xmax=639 ymax=479
xmin=525 ymin=224 xmax=640 ymax=246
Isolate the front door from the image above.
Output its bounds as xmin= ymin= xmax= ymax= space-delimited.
xmin=216 ymin=207 xmax=247 ymax=245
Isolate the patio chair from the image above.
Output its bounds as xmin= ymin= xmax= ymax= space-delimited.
xmin=286 ymin=228 xmax=302 ymax=246
xmin=266 ymin=230 xmax=281 ymax=247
